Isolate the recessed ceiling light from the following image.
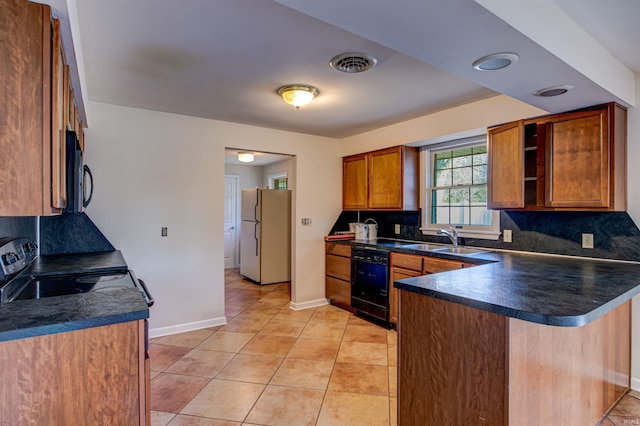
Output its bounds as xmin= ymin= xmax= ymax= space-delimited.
xmin=472 ymin=53 xmax=519 ymax=71
xmin=534 ymin=85 xmax=574 ymax=97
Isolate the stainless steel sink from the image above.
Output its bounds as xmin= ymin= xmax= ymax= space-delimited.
xmin=402 ymin=243 xmax=447 ymax=251
xmin=431 ymin=247 xmax=487 ymax=255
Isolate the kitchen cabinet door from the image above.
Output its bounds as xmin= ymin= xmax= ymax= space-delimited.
xmin=543 ymin=108 xmax=618 ymax=209
xmin=487 ymin=103 xmax=626 ymax=212
xmin=325 ymin=243 xmax=352 ymax=309
xmin=0 ymin=0 xmax=53 ymax=216
xmin=369 ymin=147 xmax=404 ymax=209
xmin=342 ymin=146 xmax=419 ymax=210
xmin=343 ymin=154 xmax=368 ymax=210
xmin=50 ymin=18 xmax=67 ymax=211
xmin=0 ymin=321 xmax=146 ymax=425
xmin=487 ymin=120 xmax=524 ymax=209
xmin=389 ymin=266 xmax=421 ymax=325
xmin=422 ymin=256 xmax=466 ymax=274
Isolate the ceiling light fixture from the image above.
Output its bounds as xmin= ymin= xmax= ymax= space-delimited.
xmin=237 ymin=152 xmax=255 ymax=163
xmin=534 ymin=85 xmax=573 ymax=97
xmin=472 ymin=53 xmax=519 ymax=71
xmin=277 ymin=85 xmax=319 ymax=109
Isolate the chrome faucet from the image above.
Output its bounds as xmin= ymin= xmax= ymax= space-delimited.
xmin=437 ymin=227 xmax=458 ymax=247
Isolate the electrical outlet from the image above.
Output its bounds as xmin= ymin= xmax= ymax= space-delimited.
xmin=582 ymin=233 xmax=594 ymax=249
xmin=503 ymin=229 xmax=512 ymax=243
xmin=394 ymin=224 xmax=401 ymax=234
xmin=161 ymin=227 xmax=168 ymax=237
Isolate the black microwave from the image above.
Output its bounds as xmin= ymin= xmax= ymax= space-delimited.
xmin=64 ymin=130 xmax=93 ymax=213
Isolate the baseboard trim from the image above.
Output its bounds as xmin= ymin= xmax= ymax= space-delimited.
xmin=631 ymin=376 xmax=640 ymax=391
xmin=289 ymin=298 xmax=329 ymax=311
xmin=149 ymin=316 xmax=227 ymax=338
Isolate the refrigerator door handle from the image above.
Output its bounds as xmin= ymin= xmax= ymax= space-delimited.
xmin=254 ymin=222 xmax=259 ymax=256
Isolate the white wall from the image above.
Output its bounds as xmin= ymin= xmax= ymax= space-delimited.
xmin=263 ymin=159 xmax=293 ymax=189
xmin=85 ymin=102 xmax=342 ymax=336
xmin=224 ymin=163 xmax=262 ymax=190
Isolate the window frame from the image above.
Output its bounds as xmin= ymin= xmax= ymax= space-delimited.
xmin=420 ymin=136 xmax=501 ymax=240
xmin=268 ymin=172 xmax=288 ymax=190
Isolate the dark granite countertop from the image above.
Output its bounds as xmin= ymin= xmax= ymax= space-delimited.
xmin=332 ymin=238 xmax=640 ymax=327
xmin=31 ymin=250 xmax=128 ymax=276
xmin=0 ymin=250 xmax=148 ymax=342
xmin=0 ymin=288 xmax=148 ymax=342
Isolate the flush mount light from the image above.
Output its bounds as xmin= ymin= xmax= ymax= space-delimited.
xmin=237 ymin=152 xmax=255 ymax=163
xmin=277 ymin=85 xmax=319 ymax=109
xmin=534 ymin=85 xmax=574 ymax=97
xmin=472 ymin=53 xmax=519 ymax=71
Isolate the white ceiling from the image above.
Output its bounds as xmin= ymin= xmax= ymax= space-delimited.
xmin=49 ymin=0 xmax=639 ymax=142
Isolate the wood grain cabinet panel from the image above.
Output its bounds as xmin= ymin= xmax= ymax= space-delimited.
xmin=0 ymin=0 xmax=86 ymax=216
xmin=343 ymin=154 xmax=368 ymax=210
xmin=343 ymin=146 xmax=419 ymax=210
xmin=422 ymin=256 xmax=466 ymax=274
xmin=0 ymin=321 xmax=147 ymax=425
xmin=325 ymin=242 xmax=352 ymax=308
xmin=487 ymin=103 xmax=626 ymax=211
xmin=0 ymin=0 xmax=53 ymax=216
xmin=398 ymin=292 xmax=630 ymax=425
xmin=487 ymin=120 xmax=524 ymax=209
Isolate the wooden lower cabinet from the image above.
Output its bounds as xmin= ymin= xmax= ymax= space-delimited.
xmin=398 ymin=291 xmax=630 ymax=425
xmin=390 ymin=252 xmax=469 ymax=326
xmin=326 ymin=242 xmax=352 ymax=308
xmin=389 ymin=267 xmax=421 ymax=325
xmin=0 ymin=320 xmax=149 ymax=425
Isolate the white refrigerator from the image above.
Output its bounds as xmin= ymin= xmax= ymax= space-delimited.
xmin=240 ymin=188 xmax=291 ymax=284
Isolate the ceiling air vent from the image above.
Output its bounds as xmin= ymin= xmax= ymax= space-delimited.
xmin=329 ymin=52 xmax=377 ymax=73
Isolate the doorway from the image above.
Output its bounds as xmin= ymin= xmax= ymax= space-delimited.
xmin=223 ymin=175 xmax=239 ymax=269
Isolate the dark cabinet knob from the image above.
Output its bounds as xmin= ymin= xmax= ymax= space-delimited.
xmin=2 ymin=252 xmax=19 ymax=265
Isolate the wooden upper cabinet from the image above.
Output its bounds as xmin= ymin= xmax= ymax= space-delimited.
xmin=487 ymin=121 xmax=524 ymax=209
xmin=343 ymin=146 xmax=419 ymax=210
xmin=487 ymin=103 xmax=626 ymax=211
xmin=0 ymin=0 xmax=53 ymax=216
xmin=50 ymin=18 xmax=67 ymax=211
xmin=544 ymin=106 xmax=626 ymax=210
xmin=343 ymin=154 xmax=368 ymax=210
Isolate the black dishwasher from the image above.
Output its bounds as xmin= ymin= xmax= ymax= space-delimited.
xmin=351 ymin=246 xmax=390 ymax=327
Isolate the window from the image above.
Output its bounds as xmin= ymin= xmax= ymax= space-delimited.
xmin=269 ymin=173 xmax=288 ymax=190
xmin=422 ymin=137 xmax=500 ymax=240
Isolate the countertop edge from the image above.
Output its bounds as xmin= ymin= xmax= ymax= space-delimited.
xmin=395 ymin=273 xmax=640 ymax=327
xmin=0 ymin=308 xmax=149 ymax=343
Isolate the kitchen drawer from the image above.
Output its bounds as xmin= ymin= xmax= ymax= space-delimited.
xmin=391 ymin=253 xmax=423 ymax=272
xmin=423 ymin=257 xmax=466 ymax=274
xmin=326 ymin=254 xmax=351 ymax=282
xmin=326 ymin=242 xmax=352 ymax=258
xmin=326 ymin=276 xmax=351 ymax=305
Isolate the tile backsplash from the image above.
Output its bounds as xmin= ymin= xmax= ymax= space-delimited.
xmin=330 ymin=210 xmax=640 ymax=262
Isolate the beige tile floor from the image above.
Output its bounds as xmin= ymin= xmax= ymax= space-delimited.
xmin=149 ymin=269 xmax=640 ymax=426
xmin=149 ymin=269 xmax=397 ymax=426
